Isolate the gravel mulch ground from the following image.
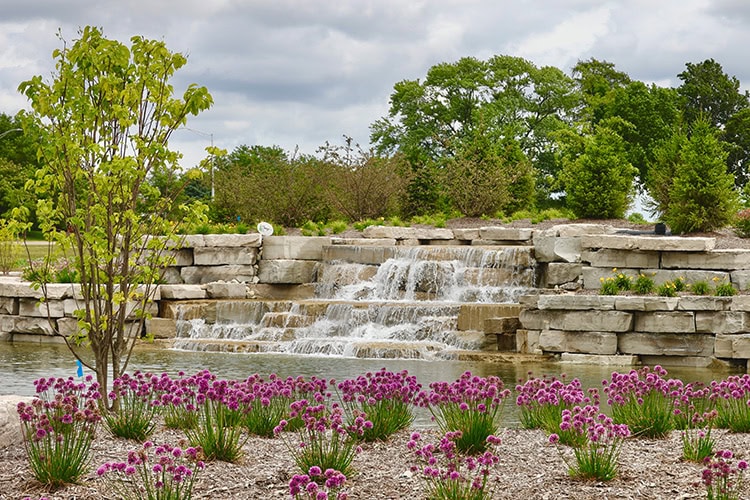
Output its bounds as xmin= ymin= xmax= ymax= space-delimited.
xmin=2 ymin=424 xmax=749 ymax=499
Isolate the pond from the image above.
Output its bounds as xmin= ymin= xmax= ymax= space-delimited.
xmin=0 ymin=342 xmax=743 ymax=427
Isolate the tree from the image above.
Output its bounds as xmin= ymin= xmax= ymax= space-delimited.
xmin=0 ymin=113 xmax=40 ymax=219
xmin=571 ymin=58 xmax=631 ymax=122
xmin=723 ymin=108 xmax=750 ymax=186
xmin=371 ymin=55 xmax=579 ymax=212
xmin=17 ymin=27 xmax=213 ymax=404
xmin=677 ymin=58 xmax=749 ymax=129
xmin=661 ymin=118 xmax=739 ymax=234
xmin=560 ymin=122 xmax=637 ymax=219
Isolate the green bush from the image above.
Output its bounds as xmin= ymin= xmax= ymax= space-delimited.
xmin=734 ymin=208 xmax=750 ymax=238
xmin=599 ymin=277 xmax=619 ymax=295
xmin=673 ymin=276 xmax=688 ymax=292
xmin=633 ymin=274 xmax=655 ymax=294
xmin=627 ymin=212 xmax=650 ymax=225
xmin=657 ymin=281 xmax=677 ymax=297
xmin=714 ymin=281 xmax=737 ymax=297
xmin=691 ymin=280 xmax=711 ymax=295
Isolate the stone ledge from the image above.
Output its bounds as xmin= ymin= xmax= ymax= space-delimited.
xmin=581 ymin=234 xmax=715 ymax=252
xmin=559 ymin=353 xmax=639 ymax=366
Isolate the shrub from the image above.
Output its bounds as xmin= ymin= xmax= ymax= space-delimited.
xmin=700 ymin=450 xmax=748 ymax=500
xmin=97 ymin=441 xmax=205 ymax=500
xmin=599 ymin=277 xmax=619 ymax=296
xmin=0 ymin=219 xmax=21 ymax=275
xmin=633 ymin=274 xmax=656 ymax=294
xmin=673 ymin=276 xmax=688 ymax=292
xmin=734 ymin=208 xmax=750 ymax=238
xmin=337 ymin=369 xmax=420 ymax=442
xmin=657 ymin=281 xmax=677 ymax=297
xmin=549 ymin=405 xmax=630 ymax=482
xmin=408 ymin=431 xmax=501 ymax=499
xmin=714 ymin=280 xmax=737 ymax=297
xmin=274 ymin=399 xmax=366 ymax=477
xmin=104 ymin=372 xmax=158 ymax=441
xmin=603 ymin=366 xmax=679 ymax=438
xmin=691 ymin=280 xmax=711 ymax=295
xmin=17 ymin=376 xmax=102 ymax=486
xmin=627 ymin=212 xmax=650 ymax=224
xmin=415 ymin=371 xmax=510 ymax=455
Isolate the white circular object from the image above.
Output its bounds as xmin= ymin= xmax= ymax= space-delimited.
xmin=257 ymin=221 xmax=274 ymax=236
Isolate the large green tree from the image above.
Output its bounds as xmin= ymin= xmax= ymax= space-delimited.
xmin=677 ymin=58 xmax=749 ymax=129
xmin=560 ymin=121 xmax=637 ymax=219
xmin=659 ymin=119 xmax=739 ymax=233
xmin=0 ymin=113 xmax=40 ymax=219
xmin=17 ymin=27 xmax=213 ymax=403
xmin=371 ymin=55 xmax=579 ymax=212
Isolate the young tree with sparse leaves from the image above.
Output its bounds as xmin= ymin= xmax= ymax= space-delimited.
xmin=17 ymin=26 xmax=213 ymax=405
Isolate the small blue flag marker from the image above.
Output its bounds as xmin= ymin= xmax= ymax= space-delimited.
xmin=76 ymin=359 xmax=84 ymax=378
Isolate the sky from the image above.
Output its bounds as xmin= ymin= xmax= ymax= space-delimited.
xmin=2 ymin=0 xmax=750 ymax=170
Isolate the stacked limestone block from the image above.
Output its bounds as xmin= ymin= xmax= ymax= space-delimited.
xmin=162 ymin=234 xmax=262 ymax=285
xmin=518 ymin=293 xmax=750 ymax=369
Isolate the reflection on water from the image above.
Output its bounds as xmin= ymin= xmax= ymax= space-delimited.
xmin=1 ymin=342 xmax=744 ymax=427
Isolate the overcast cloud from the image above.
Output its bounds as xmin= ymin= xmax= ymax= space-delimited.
xmin=1 ymin=0 xmax=749 ymax=169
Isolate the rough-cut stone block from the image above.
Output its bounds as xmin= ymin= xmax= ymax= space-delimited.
xmin=615 ymin=297 xmax=679 ymax=311
xmin=363 ymin=226 xmax=415 ymax=239
xmin=161 ymin=301 xmax=216 ymax=322
xmin=695 ymin=311 xmax=750 ymax=334
xmin=158 ymin=285 xmax=207 ymax=300
xmin=618 ymin=332 xmax=714 ymax=356
xmin=555 ymin=224 xmax=615 ymax=237
xmin=181 ymin=265 xmax=257 ymax=284
xmin=678 ymin=297 xmax=732 ymax=311
xmin=193 ymin=247 xmax=257 ymax=266
xmin=19 ymin=298 xmax=65 ymax=318
xmin=257 ymin=260 xmax=317 ymax=284
xmin=484 ymin=317 xmax=521 ymax=333
xmin=545 ymin=263 xmax=582 ymax=285
xmin=414 ymin=228 xmax=454 ymax=240
xmin=62 ymin=299 xmax=157 ymax=320
xmin=0 ymin=297 xmax=16 ymax=315
xmin=516 ymin=329 xmax=541 ymax=354
xmin=581 ymin=267 xmax=638 ymax=290
xmin=539 ymin=330 xmax=617 ymax=355
xmin=0 ymin=279 xmax=74 ymax=300
xmin=581 ymin=249 xmax=659 ymax=268
xmin=559 ymin=353 xmax=639 ymax=366
xmin=537 ymin=295 xmax=616 ymax=311
xmin=661 ymin=250 xmax=750 ymax=270
xmin=581 ymin=234 xmax=715 ymax=252
xmin=330 ymin=238 xmax=396 ymax=246
xmin=160 ymin=267 xmax=183 ymax=284
xmin=452 ymin=228 xmax=479 ymax=240
xmin=202 ymin=234 xmax=262 ymax=248
xmin=181 ymin=235 xmax=205 ymax=247
xmin=479 ymin=227 xmax=533 ymax=241
xmin=457 ymin=304 xmax=522 ymax=331
xmin=634 ymin=312 xmax=695 ymax=333
xmin=56 ymin=317 xmax=78 ymax=337
xmin=519 ymin=309 xmax=548 ymax=330
xmin=731 ymin=296 xmax=750 ymax=312
xmin=205 ymin=282 xmax=247 ymax=299
xmin=639 ymin=355 xmax=730 ymax=369
xmin=715 ymin=334 xmax=750 ymax=358
xmin=146 ymin=318 xmax=176 ymax=339
xmin=396 ymin=238 xmax=420 ymax=246
xmin=545 ymin=310 xmax=633 ymax=332
xmin=10 ymin=317 xmax=56 ymax=335
xmin=532 ymin=227 xmax=586 ymax=263
xmin=0 ymin=395 xmax=32 ymax=448
xmin=262 ymin=236 xmax=331 ymax=260
xmin=731 ymin=270 xmax=750 ymax=291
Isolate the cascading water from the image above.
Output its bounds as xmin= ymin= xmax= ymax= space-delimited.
xmin=173 ymin=244 xmax=535 ymax=359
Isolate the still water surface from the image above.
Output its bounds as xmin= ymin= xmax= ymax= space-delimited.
xmin=0 ymin=342 xmax=743 ymax=427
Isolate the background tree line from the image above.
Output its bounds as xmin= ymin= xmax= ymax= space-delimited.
xmin=2 ymin=55 xmax=749 ymax=234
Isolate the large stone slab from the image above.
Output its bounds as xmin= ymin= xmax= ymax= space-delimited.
xmin=257 ymin=260 xmax=317 ymax=284
xmin=634 ymin=312 xmax=695 ymax=333
xmin=457 ymin=304 xmax=522 ymax=331
xmin=533 ymin=234 xmax=581 ymax=263
xmin=181 ymin=265 xmax=258 ymax=284
xmin=202 ymin=234 xmax=262 ymax=248
xmin=559 ymin=353 xmax=639 ymax=366
xmin=695 ymin=311 xmax=750 ymax=334
xmin=730 ymin=296 xmax=750 ymax=312
xmin=0 ymin=395 xmax=32 ymax=448
xmin=452 ymin=228 xmax=480 ymax=240
xmin=479 ymin=227 xmax=533 ymax=241
xmin=262 ymin=236 xmax=332 ymax=260
xmin=581 ymin=234 xmax=715 ymax=252
xmin=146 ymin=318 xmax=176 ymax=339
xmin=537 ymin=295 xmax=616 ymax=311
xmin=545 ymin=263 xmax=582 ymax=285
xmin=581 ymin=249 xmax=659 ymax=268
xmin=193 ymin=247 xmax=257 ymax=266
xmin=678 ymin=297 xmax=732 ymax=311
xmin=618 ymin=332 xmax=714 ymax=356
xmin=205 ymin=282 xmax=247 ymax=299
xmin=158 ymin=285 xmax=207 ymax=300
xmin=0 ymin=279 xmax=74 ymax=300
xmin=19 ymin=298 xmax=65 ymax=318
xmin=715 ymin=334 xmax=750 ymax=358
xmin=330 ymin=238 xmax=396 ymax=246
xmin=515 ymin=329 xmax=541 ymax=354
xmin=661 ymin=250 xmax=750 ymax=270
xmin=639 ymin=355 xmax=729 ymax=369
xmin=539 ymin=330 xmax=617 ymax=355
xmin=362 ymin=226 xmax=415 ymax=239
xmin=544 ymin=310 xmax=633 ymax=332
xmin=614 ymin=297 xmax=680 ymax=312
xmin=519 ymin=309 xmax=549 ymax=330
xmin=322 ymin=245 xmax=396 ymax=265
